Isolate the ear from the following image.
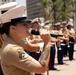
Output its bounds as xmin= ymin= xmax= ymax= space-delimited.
xmin=10 ymin=25 xmax=16 ymax=30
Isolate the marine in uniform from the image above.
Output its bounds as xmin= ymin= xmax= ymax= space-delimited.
xmin=0 ymin=5 xmax=51 ymax=75
xmin=61 ymin=21 xmax=69 ymax=57
xmin=0 ymin=2 xmax=17 ymax=75
xmin=67 ymin=22 xmax=75 ymax=61
xmin=54 ymin=22 xmax=67 ymax=65
xmin=25 ymin=18 xmax=44 ymax=75
xmin=49 ymin=29 xmax=58 ymax=70
xmin=25 ymin=18 xmax=43 ymax=59
xmin=42 ymin=22 xmax=58 ymax=70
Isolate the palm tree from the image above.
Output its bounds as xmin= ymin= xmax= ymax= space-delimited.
xmin=37 ymin=0 xmax=75 ymax=23
xmin=37 ymin=0 xmax=52 ymax=21
xmin=60 ymin=0 xmax=74 ymax=21
xmin=55 ymin=0 xmax=74 ymax=20
xmin=51 ymin=0 xmax=75 ymax=22
xmin=51 ymin=0 xmax=57 ymax=22
xmin=73 ymin=0 xmax=76 ymax=31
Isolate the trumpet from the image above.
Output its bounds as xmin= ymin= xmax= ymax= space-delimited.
xmin=57 ymin=41 xmax=62 ymax=50
xmin=66 ymin=38 xmax=70 ymax=48
xmin=62 ymin=30 xmax=70 ymax=48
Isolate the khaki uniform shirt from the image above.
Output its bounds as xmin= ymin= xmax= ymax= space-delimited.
xmin=55 ymin=30 xmax=63 ymax=35
xmin=61 ymin=28 xmax=68 ymax=35
xmin=1 ymin=36 xmax=37 ymax=75
xmin=68 ymin=28 xmax=75 ymax=35
xmin=55 ymin=29 xmax=63 ymax=41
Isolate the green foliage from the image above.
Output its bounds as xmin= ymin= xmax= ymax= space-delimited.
xmin=37 ymin=0 xmax=75 ymax=22
xmin=38 ymin=0 xmax=53 ymax=20
xmin=51 ymin=0 xmax=75 ymax=21
xmin=52 ymin=0 xmax=56 ymax=2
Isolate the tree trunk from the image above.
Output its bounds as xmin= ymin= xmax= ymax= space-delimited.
xmin=53 ymin=6 xmax=56 ymax=23
xmin=73 ymin=0 xmax=76 ymax=32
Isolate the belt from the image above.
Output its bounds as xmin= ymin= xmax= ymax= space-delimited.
xmin=69 ymin=42 xmax=74 ymax=44
xmin=60 ymin=42 xmax=66 ymax=46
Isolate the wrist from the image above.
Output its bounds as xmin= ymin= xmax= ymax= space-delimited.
xmin=44 ymin=42 xmax=51 ymax=47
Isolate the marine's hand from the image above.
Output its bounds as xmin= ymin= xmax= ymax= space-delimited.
xmin=40 ymin=29 xmax=51 ymax=45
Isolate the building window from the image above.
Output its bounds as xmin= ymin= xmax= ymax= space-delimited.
xmin=2 ymin=0 xmax=6 ymax=1
xmin=13 ymin=0 xmax=15 ymax=1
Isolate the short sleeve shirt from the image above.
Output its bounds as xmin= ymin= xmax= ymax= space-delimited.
xmin=1 ymin=36 xmax=37 ymax=75
xmin=68 ymin=28 xmax=75 ymax=35
xmin=55 ymin=30 xmax=63 ymax=35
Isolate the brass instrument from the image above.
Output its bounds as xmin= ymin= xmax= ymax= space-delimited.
xmin=56 ymin=30 xmax=62 ymax=50
xmin=62 ymin=29 xmax=70 ymax=48
xmin=57 ymin=41 xmax=62 ymax=50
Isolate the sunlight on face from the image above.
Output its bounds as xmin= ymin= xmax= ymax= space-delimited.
xmin=14 ymin=22 xmax=32 ymax=38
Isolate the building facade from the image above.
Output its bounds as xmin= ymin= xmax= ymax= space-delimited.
xmin=26 ymin=0 xmax=43 ymax=19
xmin=0 ymin=0 xmax=27 ymax=17
xmin=0 ymin=0 xmax=15 ymax=5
